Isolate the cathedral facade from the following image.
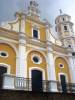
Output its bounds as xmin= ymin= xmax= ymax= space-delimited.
xmin=0 ymin=0 xmax=75 ymax=93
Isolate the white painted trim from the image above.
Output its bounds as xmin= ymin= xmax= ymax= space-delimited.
xmin=58 ymin=73 xmax=68 ymax=83
xmin=0 ymin=63 xmax=10 ymax=74
xmin=58 ymin=63 xmax=64 ymax=68
xmin=55 ymin=56 xmax=70 ymax=83
xmin=26 ymin=44 xmax=46 ymax=51
xmin=32 ymin=26 xmax=40 ymax=39
xmin=18 ymin=44 xmax=27 ymax=78
xmin=0 ymin=40 xmax=18 ymax=56
xmin=0 ymin=41 xmax=19 ymax=76
xmin=0 ymin=51 xmax=9 ymax=58
xmin=29 ymin=67 xmax=45 ymax=80
xmin=0 ymin=37 xmax=18 ymax=43
xmin=26 ymin=49 xmax=47 ymax=62
xmin=38 ymin=29 xmax=40 ymax=39
xmin=31 ymin=23 xmax=40 ymax=29
xmin=54 ymin=55 xmax=69 ymax=67
xmin=53 ymin=51 xmax=69 ymax=57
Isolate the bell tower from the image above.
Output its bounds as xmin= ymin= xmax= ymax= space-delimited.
xmin=55 ymin=12 xmax=75 ymax=51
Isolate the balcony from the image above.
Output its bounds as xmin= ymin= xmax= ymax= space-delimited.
xmin=1 ymin=74 xmax=75 ymax=93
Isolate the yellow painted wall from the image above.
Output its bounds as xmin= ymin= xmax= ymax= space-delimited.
xmin=25 ymin=20 xmax=46 ymax=41
xmin=25 ymin=21 xmax=32 ymax=37
xmin=55 ymin=57 xmax=71 ymax=82
xmin=27 ymin=51 xmax=47 ymax=80
xmin=39 ymin=27 xmax=46 ymax=41
xmin=0 ymin=43 xmax=16 ymax=75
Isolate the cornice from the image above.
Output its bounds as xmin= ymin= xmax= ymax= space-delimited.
xmin=26 ymin=15 xmax=46 ymax=27
xmin=0 ymin=27 xmax=69 ymax=55
xmin=26 ymin=36 xmax=46 ymax=48
xmin=0 ymin=27 xmax=18 ymax=41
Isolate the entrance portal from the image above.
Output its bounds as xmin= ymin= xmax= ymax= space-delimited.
xmin=0 ymin=66 xmax=7 ymax=88
xmin=31 ymin=70 xmax=43 ymax=92
xmin=0 ymin=66 xmax=7 ymax=76
xmin=60 ymin=75 xmax=67 ymax=93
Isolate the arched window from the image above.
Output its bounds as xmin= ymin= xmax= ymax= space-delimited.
xmin=64 ymin=26 xmax=67 ymax=31
xmin=63 ymin=18 xmax=65 ymax=21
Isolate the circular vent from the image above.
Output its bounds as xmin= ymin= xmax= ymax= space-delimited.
xmin=59 ymin=63 xmax=64 ymax=68
xmin=32 ymin=54 xmax=42 ymax=64
xmin=0 ymin=51 xmax=8 ymax=58
xmin=33 ymin=56 xmax=39 ymax=63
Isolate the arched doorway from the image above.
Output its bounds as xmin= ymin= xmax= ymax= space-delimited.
xmin=0 ymin=66 xmax=7 ymax=88
xmin=0 ymin=66 xmax=7 ymax=76
xmin=55 ymin=57 xmax=71 ymax=92
xmin=60 ymin=74 xmax=67 ymax=93
xmin=31 ymin=70 xmax=43 ymax=92
xmin=0 ymin=43 xmax=16 ymax=74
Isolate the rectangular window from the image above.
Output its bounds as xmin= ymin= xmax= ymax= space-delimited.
xmin=33 ymin=29 xmax=38 ymax=38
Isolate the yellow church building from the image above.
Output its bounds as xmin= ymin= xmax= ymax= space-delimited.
xmin=0 ymin=0 xmax=75 ymax=93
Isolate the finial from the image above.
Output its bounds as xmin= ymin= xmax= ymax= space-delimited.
xmin=59 ymin=9 xmax=63 ymax=15
xmin=30 ymin=0 xmax=36 ymax=2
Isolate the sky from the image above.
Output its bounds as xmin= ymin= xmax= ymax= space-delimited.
xmin=0 ymin=0 xmax=75 ymax=33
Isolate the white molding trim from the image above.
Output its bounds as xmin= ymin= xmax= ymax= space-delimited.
xmin=27 ymin=44 xmax=46 ymax=51
xmin=0 ymin=51 xmax=9 ymax=58
xmin=0 ymin=63 xmax=10 ymax=74
xmin=54 ymin=55 xmax=69 ymax=66
xmin=53 ymin=51 xmax=68 ymax=57
xmin=32 ymin=26 xmax=40 ymax=39
xmin=0 ymin=41 xmax=19 ymax=76
xmin=0 ymin=37 xmax=18 ymax=43
xmin=29 ymin=67 xmax=45 ymax=80
xmin=31 ymin=54 xmax=42 ymax=64
xmin=26 ymin=49 xmax=47 ymax=62
xmin=58 ymin=73 xmax=68 ymax=83
xmin=58 ymin=63 xmax=64 ymax=68
xmin=0 ymin=40 xmax=18 ymax=56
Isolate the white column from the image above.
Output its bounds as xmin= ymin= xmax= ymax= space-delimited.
xmin=45 ymin=24 xmax=51 ymax=41
xmin=18 ymin=33 xmax=27 ymax=78
xmin=47 ymin=45 xmax=58 ymax=92
xmin=68 ymin=53 xmax=75 ymax=83
xmin=16 ymin=55 xmax=20 ymax=76
xmin=20 ymin=19 xmax=25 ymax=33
xmin=17 ymin=16 xmax=27 ymax=78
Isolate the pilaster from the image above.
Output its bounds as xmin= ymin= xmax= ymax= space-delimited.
xmin=46 ymin=42 xmax=58 ymax=92
xmin=18 ymin=32 xmax=27 ymax=78
xmin=16 ymin=14 xmax=27 ymax=78
xmin=68 ymin=53 xmax=75 ymax=83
